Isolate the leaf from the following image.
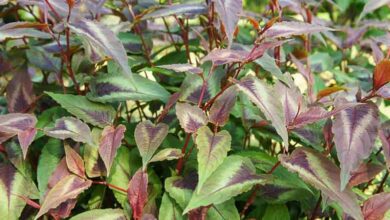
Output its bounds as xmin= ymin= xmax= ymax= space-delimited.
xmin=379 ymin=124 xmax=390 ymax=169
xmin=332 ymin=102 xmax=379 ymax=190
xmin=127 ymin=169 xmax=148 ymax=220
xmin=0 ymin=22 xmax=50 ymax=41
xmin=202 ymin=49 xmax=247 ymax=65
xmin=159 ymin=193 xmax=184 ymax=220
xmin=279 ymin=148 xmax=363 ymax=220
xmin=373 ymin=59 xmax=390 ymax=91
xmin=316 ymin=86 xmax=346 ymax=100
xmin=176 ymin=103 xmax=208 ymax=133
xmin=0 ymin=113 xmax=37 ymax=134
xmin=196 ymin=126 xmax=232 ymax=192
xmin=213 ymin=0 xmax=243 ymax=47
xmin=149 ymin=148 xmax=183 ymax=163
xmin=99 ymin=125 xmax=126 ymax=175
xmin=6 ymin=71 xmax=35 ymax=113
xmin=264 ymin=21 xmax=332 ymax=39
xmin=263 ymin=204 xmax=290 ymax=220
xmin=44 ymin=117 xmax=92 ymax=144
xmin=157 ymin=64 xmax=203 ymax=74
xmin=142 ymin=3 xmax=207 ymax=20
xmin=135 ymin=120 xmax=169 ymax=169
xmin=64 ymin=144 xmax=86 ymax=178
xmin=87 ymin=73 xmax=170 ymax=103
xmin=26 ymin=47 xmax=61 ymax=72
xmin=184 ymin=155 xmax=270 ymax=213
xmin=209 ymin=86 xmax=238 ymax=126
xmin=17 ymin=127 xmax=37 ymax=159
xmin=84 ymin=128 xmax=106 ymax=178
xmin=35 ymin=175 xmax=92 ymax=219
xmin=70 ymin=209 xmax=127 ymax=220
xmin=0 ymin=163 xmax=35 ymax=219
xmin=37 ymin=139 xmax=64 ymax=199
xmin=233 ymin=76 xmax=288 ymax=148
xmin=349 ymin=163 xmax=384 ymax=187
xmin=359 ymin=0 xmax=390 ymax=20
xmin=46 ymin=92 xmax=116 ymax=128
xmin=362 ymin=192 xmax=390 ymax=220
xmin=68 ymin=18 xmax=133 ymax=79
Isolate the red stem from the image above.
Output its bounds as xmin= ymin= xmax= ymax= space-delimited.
xmin=93 ymin=181 xmax=127 ymax=193
xmin=176 ymin=134 xmax=192 ymax=174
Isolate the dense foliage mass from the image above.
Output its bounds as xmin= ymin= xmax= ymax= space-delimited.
xmin=1 ymin=0 xmax=390 ymax=219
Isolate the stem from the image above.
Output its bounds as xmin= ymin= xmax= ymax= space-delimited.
xmin=176 ymin=134 xmax=192 ymax=174
xmin=310 ymin=195 xmax=322 ymax=220
xmin=375 ymin=171 xmax=389 ymax=193
xmin=93 ymin=181 xmax=127 ymax=193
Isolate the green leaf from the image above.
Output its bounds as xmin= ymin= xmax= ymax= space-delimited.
xmin=37 ymin=139 xmax=64 ymax=200
xmin=87 ymin=73 xmax=170 ymax=103
xmin=196 ymin=126 xmax=231 ymax=192
xmin=0 ymin=163 xmax=36 ymax=220
xmin=263 ymin=204 xmax=290 ymax=220
xmin=184 ymin=155 xmax=270 ymax=213
xmin=70 ymin=209 xmax=127 ymax=220
xmin=46 ymin=92 xmax=116 ymax=128
xmin=279 ymin=148 xmax=363 ymax=220
xmin=159 ymin=193 xmax=184 ymax=220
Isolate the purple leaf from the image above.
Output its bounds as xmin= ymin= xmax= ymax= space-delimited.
xmin=176 ymin=103 xmax=208 ymax=133
xmin=17 ymin=127 xmax=37 ymax=159
xmin=6 ymin=71 xmax=35 ymax=113
xmin=44 ymin=117 xmax=92 ymax=144
xmin=362 ymin=192 xmax=390 ymax=220
xmin=234 ymin=76 xmax=288 ymax=148
xmin=158 ymin=64 xmax=203 ymax=74
xmin=64 ymin=144 xmax=86 ymax=178
xmin=212 ymin=0 xmax=243 ymax=47
xmin=359 ymin=0 xmax=390 ymax=20
xmin=98 ymin=125 xmax=126 ymax=175
xmin=196 ymin=126 xmax=232 ymax=192
xmin=127 ymin=169 xmax=148 ymax=220
xmin=36 ymin=175 xmax=92 ymax=219
xmin=332 ymin=102 xmax=379 ymax=190
xmin=279 ymin=148 xmax=363 ymax=220
xmin=379 ymin=122 xmax=390 ymax=169
xmin=349 ymin=163 xmax=384 ymax=187
xmin=142 ymin=3 xmax=207 ymax=20
xmin=209 ymin=86 xmax=237 ymax=126
xmin=68 ymin=18 xmax=133 ymax=80
xmin=263 ymin=21 xmax=332 ymax=39
xmin=202 ymin=48 xmax=247 ymax=65
xmin=0 ymin=113 xmax=37 ymax=134
xmin=0 ymin=22 xmax=50 ymax=41
xmin=135 ymin=120 xmax=169 ymax=168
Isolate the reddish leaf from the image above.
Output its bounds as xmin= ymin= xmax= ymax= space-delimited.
xmin=373 ymin=59 xmax=390 ymax=90
xmin=209 ymin=86 xmax=237 ymax=126
xmin=263 ymin=21 xmax=332 ymax=39
xmin=379 ymin=122 xmax=390 ymax=169
xmin=0 ymin=113 xmax=37 ymax=134
xmin=128 ymin=169 xmax=149 ymax=220
xmin=6 ymin=71 xmax=35 ymax=113
xmin=64 ymin=144 xmax=86 ymax=178
xmin=98 ymin=125 xmax=126 ymax=175
xmin=17 ymin=127 xmax=37 ymax=159
xmin=362 ymin=192 xmax=390 ymax=220
xmin=316 ymin=86 xmax=347 ymax=100
xmin=349 ymin=163 xmax=384 ymax=186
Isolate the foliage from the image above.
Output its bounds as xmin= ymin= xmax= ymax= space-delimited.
xmin=1 ymin=0 xmax=390 ymax=219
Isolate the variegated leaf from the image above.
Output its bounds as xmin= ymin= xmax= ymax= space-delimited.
xmin=279 ymin=148 xmax=363 ymax=220
xmin=196 ymin=126 xmax=232 ymax=192
xmin=213 ymin=0 xmax=243 ymax=47
xmin=87 ymin=73 xmax=170 ymax=103
xmin=0 ymin=113 xmax=37 ymax=134
xmin=209 ymin=86 xmax=238 ymax=126
xmin=158 ymin=64 xmax=203 ymax=74
xmin=149 ymin=148 xmax=183 ymax=163
xmin=234 ymin=76 xmax=288 ymax=148
xmin=0 ymin=22 xmax=50 ymax=41
xmin=349 ymin=163 xmax=384 ymax=187
xmin=184 ymin=155 xmax=270 ymax=213
xmin=44 ymin=117 xmax=92 ymax=144
xmin=332 ymin=102 xmax=379 ymax=190
xmin=98 ymin=125 xmax=126 ymax=175
xmin=64 ymin=144 xmax=86 ymax=178
xmin=6 ymin=71 xmax=35 ymax=113
xmin=263 ymin=21 xmax=332 ymax=39
xmin=18 ymin=127 xmax=37 ymax=159
xmin=362 ymin=192 xmax=390 ymax=220
xmin=70 ymin=209 xmax=127 ymax=220
xmin=135 ymin=120 xmax=169 ymax=169
xmin=46 ymin=92 xmax=116 ymax=128
xmin=176 ymin=103 xmax=208 ymax=133
xmin=142 ymin=3 xmax=207 ymax=19
xmin=84 ymin=128 xmax=106 ymax=178
xmin=35 ymin=175 xmax=92 ymax=219
xmin=127 ymin=169 xmax=148 ymax=220
xmin=68 ymin=18 xmax=133 ymax=79
xmin=202 ymin=49 xmax=247 ymax=65
xmin=0 ymin=163 xmax=36 ymax=219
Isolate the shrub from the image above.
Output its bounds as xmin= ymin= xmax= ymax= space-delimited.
xmin=0 ymin=0 xmax=389 ymax=219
